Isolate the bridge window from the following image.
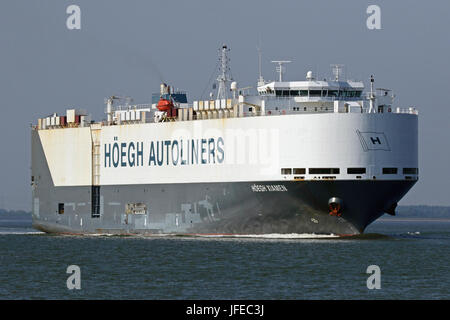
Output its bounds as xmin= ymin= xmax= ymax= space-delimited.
xmin=281 ymin=168 xmax=292 ymax=175
xmin=328 ymin=90 xmax=338 ymax=97
xmin=293 ymin=168 xmax=306 ymax=174
xmin=403 ymin=168 xmax=418 ymax=174
xmin=290 ymin=90 xmax=299 ymax=96
xmin=310 ymin=90 xmax=321 ymax=97
xmin=300 ymin=90 xmax=308 ymax=96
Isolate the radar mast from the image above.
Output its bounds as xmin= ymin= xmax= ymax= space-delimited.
xmin=271 ymin=60 xmax=291 ymax=82
xmin=331 ymin=64 xmax=344 ymax=81
xmin=216 ymin=44 xmax=233 ymax=100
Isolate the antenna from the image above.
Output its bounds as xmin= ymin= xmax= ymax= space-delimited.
xmin=271 ymin=60 xmax=291 ymax=82
xmin=257 ymin=36 xmax=264 ymax=86
xmin=369 ymin=75 xmax=375 ymax=113
xmin=370 ymin=75 xmax=374 ymax=96
xmin=330 ymin=64 xmax=344 ymax=81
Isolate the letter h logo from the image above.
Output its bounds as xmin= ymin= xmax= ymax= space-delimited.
xmin=356 ymin=130 xmax=391 ymax=151
xmin=370 ymin=137 xmax=381 ymax=145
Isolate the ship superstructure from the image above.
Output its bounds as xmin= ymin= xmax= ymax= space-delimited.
xmin=31 ymin=45 xmax=418 ymax=235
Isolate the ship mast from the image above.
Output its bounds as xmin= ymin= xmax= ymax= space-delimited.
xmin=216 ymin=44 xmax=232 ymax=100
xmin=257 ymin=39 xmax=265 ymax=86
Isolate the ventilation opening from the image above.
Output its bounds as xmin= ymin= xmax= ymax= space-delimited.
xmin=382 ymin=168 xmax=398 ymax=174
xmin=403 ymin=168 xmax=418 ymax=174
xmin=58 ymin=203 xmax=64 ymax=215
xmin=91 ymin=186 xmax=100 ymax=218
xmin=347 ymin=168 xmax=366 ymax=174
xmin=309 ymin=168 xmax=340 ymax=174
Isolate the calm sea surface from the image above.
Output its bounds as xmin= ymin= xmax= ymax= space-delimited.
xmin=0 ymin=214 xmax=449 ymax=299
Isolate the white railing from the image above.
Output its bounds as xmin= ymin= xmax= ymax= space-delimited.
xmin=104 ymin=103 xmax=153 ymax=113
xmin=393 ymin=107 xmax=419 ymax=115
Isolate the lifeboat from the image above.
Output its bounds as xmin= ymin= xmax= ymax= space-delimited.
xmin=156 ymin=98 xmax=174 ymax=112
xmin=156 ymin=98 xmax=178 ymax=119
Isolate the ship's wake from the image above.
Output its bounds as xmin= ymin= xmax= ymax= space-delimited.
xmin=0 ymin=231 xmax=45 ymax=235
xmin=336 ymin=233 xmax=392 ymax=240
xmin=188 ymin=233 xmax=340 ymax=239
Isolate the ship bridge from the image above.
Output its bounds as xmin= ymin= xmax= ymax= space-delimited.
xmin=256 ymin=78 xmax=365 ymax=100
xmin=245 ymin=69 xmax=412 ymax=117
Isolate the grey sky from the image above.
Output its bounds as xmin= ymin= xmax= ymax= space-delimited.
xmin=0 ymin=0 xmax=449 ymax=210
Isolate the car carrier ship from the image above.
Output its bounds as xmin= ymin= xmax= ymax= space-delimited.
xmin=30 ymin=45 xmax=418 ymax=236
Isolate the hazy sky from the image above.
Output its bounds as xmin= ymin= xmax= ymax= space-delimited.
xmin=0 ymin=0 xmax=449 ymax=210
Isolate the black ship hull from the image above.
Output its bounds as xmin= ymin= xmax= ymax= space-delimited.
xmin=32 ymin=179 xmax=416 ymax=236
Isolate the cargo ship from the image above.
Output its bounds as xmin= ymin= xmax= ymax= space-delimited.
xmin=31 ymin=45 xmax=418 ymax=235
